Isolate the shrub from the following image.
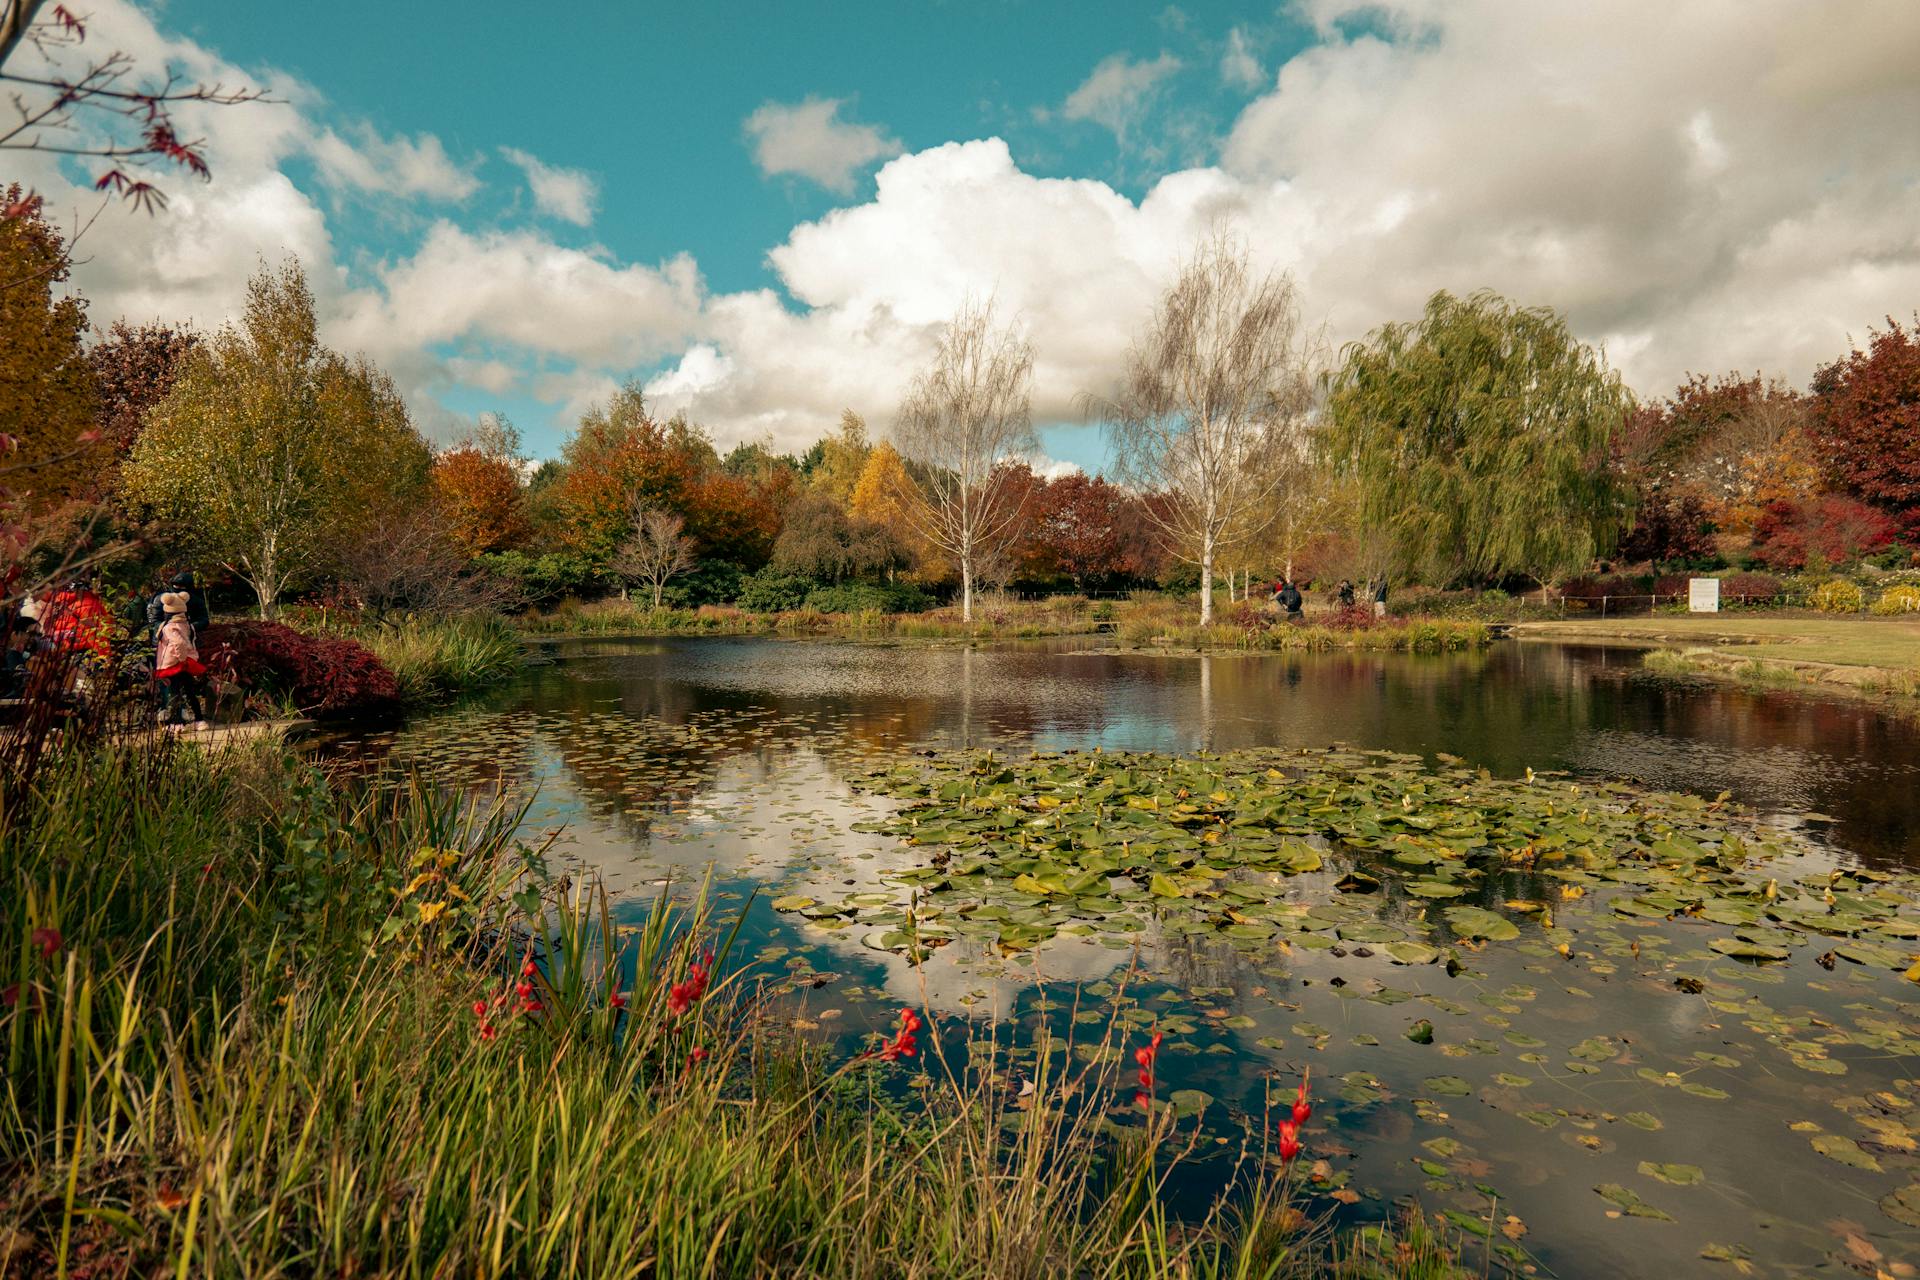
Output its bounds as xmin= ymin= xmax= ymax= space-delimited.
xmin=202 ymin=621 xmax=401 ymax=718
xmin=801 ymin=581 xmax=933 ymax=615
xmin=1808 ymin=578 xmax=1864 ymax=613
xmin=1719 ymin=572 xmax=1784 ymax=606
xmin=662 ymin=559 xmax=746 ymax=609
xmin=1619 ymin=493 xmax=1717 ymax=566
xmin=472 ymin=550 xmax=603 ymax=610
xmin=736 ymin=568 xmax=817 ymax=613
xmin=1319 ymin=603 xmax=1376 ymax=629
xmin=1871 ymin=584 xmax=1920 ymax=615
xmin=1748 ymin=496 xmax=1897 ymax=570
xmin=1558 ymin=574 xmax=1654 ymax=612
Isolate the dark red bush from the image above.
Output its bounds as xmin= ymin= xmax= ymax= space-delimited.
xmin=1748 ymin=496 xmax=1896 ymax=570
xmin=201 ymin=621 xmax=400 ymax=718
xmin=1322 ymin=604 xmax=1378 ymax=629
xmin=1719 ymin=572 xmax=1783 ymax=605
xmin=1558 ymin=575 xmax=1654 ymax=612
xmin=1652 ymin=574 xmax=1690 ymax=599
xmin=1619 ymin=494 xmax=1716 ymax=566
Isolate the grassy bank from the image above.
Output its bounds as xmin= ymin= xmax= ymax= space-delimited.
xmin=519 ymin=597 xmax=1487 ymax=653
xmin=1513 ymin=615 xmax=1920 ymax=702
xmin=1 ymin=741 xmax=1481 ymax=1278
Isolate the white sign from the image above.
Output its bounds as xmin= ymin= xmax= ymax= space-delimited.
xmin=1689 ymin=578 xmax=1720 ymax=613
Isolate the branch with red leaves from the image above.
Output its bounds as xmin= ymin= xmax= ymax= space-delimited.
xmin=1 ymin=0 xmax=269 ymax=220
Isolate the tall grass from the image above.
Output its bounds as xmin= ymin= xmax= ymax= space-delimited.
xmin=1 ymin=742 xmax=1487 ymax=1277
xmin=1119 ymin=616 xmax=1490 ymax=654
xmin=338 ymin=614 xmax=525 ymax=703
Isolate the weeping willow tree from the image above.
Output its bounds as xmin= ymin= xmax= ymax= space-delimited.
xmin=1325 ymin=289 xmax=1631 ymax=587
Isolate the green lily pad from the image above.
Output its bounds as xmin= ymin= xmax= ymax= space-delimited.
xmin=1638 ymin=1162 xmax=1704 ymax=1186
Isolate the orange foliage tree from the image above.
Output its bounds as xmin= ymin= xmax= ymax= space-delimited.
xmin=433 ymin=446 xmax=528 ymax=556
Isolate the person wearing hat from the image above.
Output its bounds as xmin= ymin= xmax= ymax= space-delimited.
xmin=147 ymin=570 xmax=209 ymax=639
xmin=153 ymin=591 xmax=209 ymax=729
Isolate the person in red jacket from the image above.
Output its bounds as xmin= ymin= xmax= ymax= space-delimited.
xmin=42 ymin=580 xmax=111 ymax=659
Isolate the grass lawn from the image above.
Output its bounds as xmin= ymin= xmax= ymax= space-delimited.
xmin=1510 ymin=614 xmax=1920 ymax=672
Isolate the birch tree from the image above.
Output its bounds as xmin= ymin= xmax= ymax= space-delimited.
xmin=1102 ymin=234 xmax=1317 ymax=624
xmin=892 ymin=300 xmax=1036 ymax=621
xmin=122 ymin=259 xmax=429 ymax=617
xmin=610 ymin=507 xmax=694 ymax=608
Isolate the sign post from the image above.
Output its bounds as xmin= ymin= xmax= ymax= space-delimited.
xmin=1688 ymin=578 xmax=1720 ymax=613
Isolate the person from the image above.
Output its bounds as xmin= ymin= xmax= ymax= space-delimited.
xmin=1336 ymin=579 xmax=1356 ymax=609
xmin=147 ymin=570 xmax=209 ymax=638
xmin=3 ymin=596 xmax=41 ymax=696
xmin=43 ymin=579 xmax=111 ymax=659
xmin=1372 ymin=579 xmax=1389 ymax=619
xmin=153 ymin=591 xmax=209 ymax=729
xmin=1279 ymin=578 xmax=1304 ymax=621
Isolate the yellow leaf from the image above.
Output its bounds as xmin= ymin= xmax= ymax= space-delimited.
xmin=1903 ymin=958 xmax=1920 ymax=984
xmin=400 ymin=870 xmax=438 ymax=897
xmin=418 ymin=900 xmax=448 ymax=925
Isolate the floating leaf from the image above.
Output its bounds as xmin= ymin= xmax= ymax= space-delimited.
xmin=1594 ymin=1183 xmax=1673 ymax=1221
xmin=1811 ymin=1134 xmax=1882 ymax=1171
xmin=1638 ymin=1162 xmax=1704 ymax=1186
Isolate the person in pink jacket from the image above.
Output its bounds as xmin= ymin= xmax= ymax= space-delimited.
xmin=154 ymin=591 xmax=209 ymax=729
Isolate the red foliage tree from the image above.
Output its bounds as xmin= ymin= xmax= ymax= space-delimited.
xmin=1748 ymin=495 xmax=1896 ymax=570
xmin=684 ymin=469 xmax=780 ymax=568
xmin=1026 ymin=473 xmax=1127 ymax=587
xmin=1809 ymin=317 xmax=1920 ymax=534
xmin=553 ymin=387 xmax=700 ymax=564
xmin=1617 ymin=493 xmax=1716 ymax=566
xmin=87 ymin=320 xmax=197 ymax=458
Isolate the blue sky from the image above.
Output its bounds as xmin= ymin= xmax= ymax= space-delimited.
xmin=29 ymin=3 xmax=1920 ymax=475
xmin=155 ymin=0 xmax=1316 ymax=470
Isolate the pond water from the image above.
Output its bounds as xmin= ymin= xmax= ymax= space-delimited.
xmin=342 ymin=635 xmax=1920 ymax=1278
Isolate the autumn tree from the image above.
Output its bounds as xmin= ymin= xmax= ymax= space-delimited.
xmin=805 ymin=410 xmax=871 ymax=506
xmin=893 ymin=300 xmax=1037 ymax=621
xmin=1617 ymin=371 xmax=1818 ymax=534
xmin=849 ymin=440 xmax=935 ymax=578
xmin=0 ymin=183 xmax=97 ymax=510
xmin=433 ymin=413 xmax=529 ymax=556
xmin=610 ymin=507 xmax=694 ymax=608
xmin=1026 ymin=472 xmax=1124 ymax=587
xmin=1809 ymin=317 xmax=1920 ymax=536
xmin=1103 ymin=235 xmax=1317 ymax=624
xmin=553 ymin=385 xmax=698 ymax=565
xmin=88 ymin=319 xmax=196 ymax=457
xmin=122 ymin=259 xmax=430 ymax=617
xmin=1326 ymin=288 xmax=1630 ymax=587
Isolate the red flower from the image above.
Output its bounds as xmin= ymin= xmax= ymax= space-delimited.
xmin=609 ymin=989 xmax=627 ymax=1011
xmin=479 ymin=1022 xmax=497 ymax=1042
xmin=1292 ymin=1071 xmax=1312 ymax=1126
xmin=667 ymin=953 xmax=714 ymax=1018
xmin=471 ymin=999 xmax=488 ymax=1018
xmin=520 ymin=956 xmax=537 ymax=978
xmin=1277 ymin=1120 xmax=1301 ymax=1163
xmin=1132 ymin=1032 xmax=1162 ymax=1105
xmin=689 ymin=1046 xmax=709 ymax=1065
xmin=30 ymin=927 xmax=61 ymax=959
xmin=875 ymin=1007 xmax=921 ymax=1061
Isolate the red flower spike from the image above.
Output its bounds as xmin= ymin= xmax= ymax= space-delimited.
xmin=30 ymin=928 xmax=61 ymax=959
xmin=1292 ymin=1098 xmax=1311 ymax=1126
xmin=609 ymin=990 xmax=627 ymax=1010
xmin=471 ymin=1000 xmax=488 ymax=1018
xmin=1277 ymin=1120 xmax=1301 ymax=1163
xmin=689 ymin=1046 xmax=708 ymax=1065
xmin=1135 ymin=1091 xmax=1152 ymax=1109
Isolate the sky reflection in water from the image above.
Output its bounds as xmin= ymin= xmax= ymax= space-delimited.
xmin=355 ymin=636 xmax=1920 ymax=1279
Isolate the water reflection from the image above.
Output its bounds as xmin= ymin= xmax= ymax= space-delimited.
xmin=350 ymin=636 xmax=1920 ymax=1280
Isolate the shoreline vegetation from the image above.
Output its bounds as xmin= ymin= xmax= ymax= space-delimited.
xmin=516 ymin=596 xmax=1492 ymax=654
xmin=1510 ymin=615 xmax=1920 ymax=706
xmin=0 ymin=739 xmax=1485 ymax=1278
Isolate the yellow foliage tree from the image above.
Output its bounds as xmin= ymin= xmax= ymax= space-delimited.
xmin=850 ymin=440 xmax=941 ymax=578
xmin=809 ymin=409 xmax=871 ymax=507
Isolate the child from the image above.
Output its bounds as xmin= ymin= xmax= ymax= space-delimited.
xmin=154 ymin=591 xmax=209 ymax=730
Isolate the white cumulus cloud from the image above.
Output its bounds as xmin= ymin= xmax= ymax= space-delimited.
xmin=500 ymin=148 xmax=599 ymax=225
xmin=743 ymin=96 xmax=902 ymax=194
xmin=310 ymin=124 xmax=480 ymax=201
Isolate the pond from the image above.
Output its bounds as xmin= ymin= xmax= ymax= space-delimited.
xmin=340 ymin=635 xmax=1920 ymax=1278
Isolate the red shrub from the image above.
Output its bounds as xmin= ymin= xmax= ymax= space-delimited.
xmin=1323 ymin=604 xmax=1378 ymax=629
xmin=1719 ymin=572 xmax=1783 ymax=606
xmin=1748 ymin=496 xmax=1895 ymax=570
xmin=1652 ymin=574 xmax=1690 ymax=599
xmin=201 ymin=621 xmax=400 ymax=718
xmin=1558 ymin=575 xmax=1654 ymax=612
